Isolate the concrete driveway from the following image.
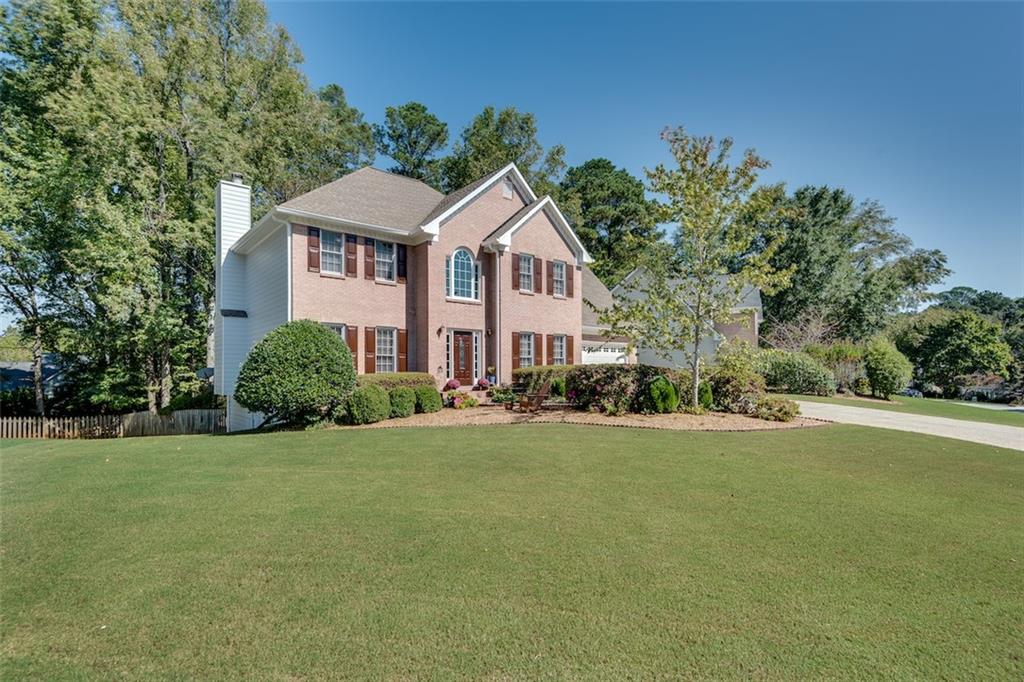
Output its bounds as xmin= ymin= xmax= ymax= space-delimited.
xmin=796 ymin=401 xmax=1024 ymax=451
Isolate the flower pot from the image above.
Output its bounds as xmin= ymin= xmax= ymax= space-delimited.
xmin=504 ymin=402 xmax=513 ymax=411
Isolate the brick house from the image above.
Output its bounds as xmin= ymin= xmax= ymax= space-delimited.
xmin=213 ymin=164 xmax=591 ymax=430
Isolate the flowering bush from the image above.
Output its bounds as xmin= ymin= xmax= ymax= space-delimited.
xmin=443 ymin=378 xmax=461 ymax=391
xmin=445 ymin=390 xmax=479 ymax=409
xmin=565 ymin=364 xmax=687 ymax=415
xmin=475 ymin=378 xmax=490 ymax=390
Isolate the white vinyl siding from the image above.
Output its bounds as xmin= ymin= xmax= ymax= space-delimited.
xmin=552 ymin=334 xmax=566 ymax=365
xmin=375 ymin=240 xmax=395 ymax=282
xmin=376 ymin=327 xmax=396 ymax=373
xmin=519 ymin=254 xmax=533 ymax=291
xmin=553 ymin=261 xmax=566 ymax=297
xmin=519 ymin=332 xmax=534 ymax=368
xmin=320 ymin=230 xmax=344 ymax=274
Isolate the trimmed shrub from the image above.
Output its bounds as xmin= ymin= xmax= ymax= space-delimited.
xmin=235 ymin=320 xmax=356 ymax=426
xmin=646 ymin=376 xmax=679 ymax=413
xmin=513 ymin=365 xmax=575 ymax=393
xmin=414 ymin=385 xmax=443 ymax=413
xmin=343 ymin=385 xmax=391 ymax=425
xmin=803 ymin=341 xmax=865 ymax=392
xmin=564 ymin=364 xmax=689 ymax=415
xmin=864 ymin=338 xmax=913 ymax=399
xmin=698 ymin=380 xmax=713 ymax=410
xmin=388 ymin=386 xmax=416 ymax=418
xmin=853 ymin=376 xmax=871 ymax=396
xmin=759 ymin=350 xmax=835 ymax=396
xmin=709 ymin=366 xmax=766 ymax=415
xmin=753 ymin=395 xmax=799 ymax=422
xmin=357 ymin=372 xmax=436 ymax=390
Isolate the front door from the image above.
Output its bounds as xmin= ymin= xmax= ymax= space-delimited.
xmin=453 ymin=332 xmax=473 ymax=385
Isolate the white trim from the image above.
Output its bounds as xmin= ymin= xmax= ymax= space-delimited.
xmin=234 ymin=207 xmax=423 ymax=255
xmin=495 ymin=252 xmax=502 ymax=382
xmin=420 ymin=162 xmax=537 ymax=237
xmin=446 ymin=328 xmax=482 ymax=385
xmin=449 ymin=247 xmax=479 ymax=301
xmin=286 ymin=223 xmax=293 ymax=321
xmin=481 ymin=195 xmax=593 ymax=265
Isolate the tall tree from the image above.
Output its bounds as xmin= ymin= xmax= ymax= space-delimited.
xmin=373 ymin=101 xmax=448 ymax=187
xmin=439 ymin=106 xmax=566 ymax=194
xmin=602 ymin=128 xmax=790 ymax=407
xmin=558 ymin=158 xmax=658 ymax=285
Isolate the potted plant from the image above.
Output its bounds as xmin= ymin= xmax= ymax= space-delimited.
xmin=486 ymin=366 xmax=497 ymax=385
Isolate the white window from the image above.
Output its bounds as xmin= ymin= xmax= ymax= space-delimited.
xmin=552 ymin=335 xmax=566 ymax=365
xmin=553 ymin=261 xmax=566 ymax=297
xmin=451 ymin=248 xmax=478 ymax=300
xmin=376 ymin=328 xmax=396 ymax=373
xmin=323 ymin=322 xmax=346 ymax=339
xmin=519 ymin=332 xmax=534 ymax=368
xmin=502 ymin=178 xmax=514 ymax=199
xmin=375 ymin=240 xmax=395 ymax=282
xmin=321 ymin=230 xmax=344 ymax=274
xmin=519 ymin=254 xmax=533 ymax=291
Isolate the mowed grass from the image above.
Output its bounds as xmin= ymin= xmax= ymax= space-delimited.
xmin=2 ymin=425 xmax=1022 ymax=679
xmin=784 ymin=393 xmax=1024 ymax=427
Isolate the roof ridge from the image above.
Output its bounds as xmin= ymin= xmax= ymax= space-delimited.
xmin=358 ymin=167 xmax=442 ymax=193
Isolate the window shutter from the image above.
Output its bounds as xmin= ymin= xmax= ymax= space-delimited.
xmin=307 ymin=227 xmax=320 ymax=272
xmin=364 ymin=237 xmax=375 ymax=280
xmin=397 ymin=244 xmax=407 ymax=283
xmin=566 ymin=335 xmax=574 ymax=365
xmin=547 ymin=334 xmax=555 ymax=365
xmin=511 ymin=253 xmax=520 ymax=290
xmin=547 ymin=261 xmax=554 ymax=296
xmin=397 ymin=329 xmax=408 ymax=372
xmin=533 ymin=257 xmax=543 ymax=293
xmin=534 ymin=332 xmax=543 ymax=365
xmin=345 ymin=325 xmax=358 ymax=358
xmin=511 ymin=332 xmax=520 ymax=370
xmin=345 ymin=234 xmax=357 ymax=276
xmin=445 ymin=255 xmax=452 ymax=297
xmin=364 ymin=326 xmax=376 ymax=374
xmin=566 ymin=265 xmax=574 ymax=298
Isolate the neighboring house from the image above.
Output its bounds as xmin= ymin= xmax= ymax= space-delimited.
xmin=609 ymin=271 xmax=762 ymax=368
xmin=214 ymin=164 xmax=591 ymax=431
xmin=0 ymin=355 xmax=63 ymax=395
xmin=581 ymin=267 xmax=632 ymax=365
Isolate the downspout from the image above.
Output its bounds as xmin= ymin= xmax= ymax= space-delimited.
xmin=286 ymin=223 xmax=293 ymax=321
xmin=495 ymin=250 xmax=501 ymax=383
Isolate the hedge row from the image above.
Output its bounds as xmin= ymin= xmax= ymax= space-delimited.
xmin=339 ymin=383 xmax=442 ymax=425
xmin=356 ymin=372 xmax=437 ymax=390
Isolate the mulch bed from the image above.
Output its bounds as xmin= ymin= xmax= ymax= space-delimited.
xmin=346 ymin=405 xmax=823 ymax=432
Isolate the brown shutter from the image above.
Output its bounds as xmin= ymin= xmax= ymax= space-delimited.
xmin=345 ymin=325 xmax=358 ymax=358
xmin=534 ymin=333 xmax=543 ymax=365
xmin=307 ymin=227 xmax=320 ymax=272
xmin=511 ymin=332 xmax=520 ymax=370
xmin=533 ymin=257 xmax=543 ymax=293
xmin=398 ymin=328 xmax=408 ymax=371
xmin=364 ymin=327 xmax=375 ymax=373
xmin=511 ymin=253 xmax=520 ymax=290
xmin=397 ymin=244 xmax=407 ymax=283
xmin=547 ymin=334 xmax=554 ymax=365
xmin=547 ymin=261 xmax=554 ymax=296
xmin=345 ymin=234 xmax=357 ymax=277
xmin=566 ymin=265 xmax=574 ymax=298
xmin=364 ymin=237 xmax=375 ymax=280
xmin=566 ymin=335 xmax=574 ymax=365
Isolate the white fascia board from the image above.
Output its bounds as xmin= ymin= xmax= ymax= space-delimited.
xmin=233 ymin=207 xmax=426 ymax=254
xmin=421 ymin=162 xmax=537 ymax=234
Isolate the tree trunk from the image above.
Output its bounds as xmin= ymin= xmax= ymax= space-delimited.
xmin=146 ymin=355 xmax=159 ymax=414
xmin=691 ymin=321 xmax=703 ymax=409
xmin=31 ymin=322 xmax=45 ymax=416
xmin=159 ymin=347 xmax=172 ymax=409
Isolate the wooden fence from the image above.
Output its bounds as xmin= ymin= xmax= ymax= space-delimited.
xmin=0 ymin=409 xmax=226 ymax=440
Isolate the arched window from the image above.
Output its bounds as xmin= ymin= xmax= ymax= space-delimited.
xmin=450 ymin=248 xmax=478 ymax=300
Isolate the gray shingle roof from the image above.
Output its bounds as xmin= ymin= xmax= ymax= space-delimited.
xmin=582 ymin=266 xmax=614 ymax=328
xmin=419 ymin=166 xmax=508 ymax=225
xmin=279 ymin=167 xmax=443 ymax=230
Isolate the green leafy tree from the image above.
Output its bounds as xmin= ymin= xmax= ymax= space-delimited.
xmin=373 ymin=101 xmax=448 ymax=187
xmin=863 ymin=338 xmax=912 ymax=399
xmin=558 ymin=158 xmax=659 ymax=285
xmin=602 ymin=127 xmax=790 ymax=407
xmin=439 ymin=106 xmax=566 ymax=194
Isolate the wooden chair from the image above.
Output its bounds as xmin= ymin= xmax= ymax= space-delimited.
xmin=517 ymin=381 xmax=551 ymax=413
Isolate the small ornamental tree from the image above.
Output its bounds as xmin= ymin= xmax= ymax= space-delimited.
xmin=234 ymin=320 xmax=356 ymax=427
xmin=863 ymin=338 xmax=913 ymax=399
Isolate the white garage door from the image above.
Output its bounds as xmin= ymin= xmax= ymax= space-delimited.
xmin=582 ymin=344 xmax=628 ymax=365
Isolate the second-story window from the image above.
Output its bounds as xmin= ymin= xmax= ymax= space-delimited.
xmin=519 ymin=254 xmax=533 ymax=291
xmin=451 ymin=248 xmax=478 ymax=300
xmin=553 ymin=261 xmax=566 ymax=297
xmin=375 ymin=240 xmax=395 ymax=282
xmin=321 ymin=230 xmax=344 ymax=275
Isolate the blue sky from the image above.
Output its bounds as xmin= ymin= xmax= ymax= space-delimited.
xmin=267 ymin=1 xmax=1023 ymax=298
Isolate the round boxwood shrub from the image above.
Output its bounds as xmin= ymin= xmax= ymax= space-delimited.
xmin=759 ymin=350 xmax=835 ymax=396
xmin=646 ymin=376 xmax=679 ymax=413
xmin=698 ymin=380 xmax=713 ymax=411
xmin=753 ymin=395 xmax=800 ymax=422
xmin=343 ymin=385 xmax=391 ymax=425
xmin=414 ymin=385 xmax=443 ymax=413
xmin=388 ymin=386 xmax=416 ymax=418
xmin=864 ymin=338 xmax=913 ymax=399
xmin=235 ymin=320 xmax=356 ymax=426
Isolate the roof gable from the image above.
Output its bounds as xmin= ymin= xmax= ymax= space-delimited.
xmin=481 ymin=195 xmax=592 ymax=265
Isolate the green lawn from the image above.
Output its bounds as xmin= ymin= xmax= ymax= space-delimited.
xmin=2 ymin=424 xmax=1022 ymax=679
xmin=783 ymin=393 xmax=1024 ymax=427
